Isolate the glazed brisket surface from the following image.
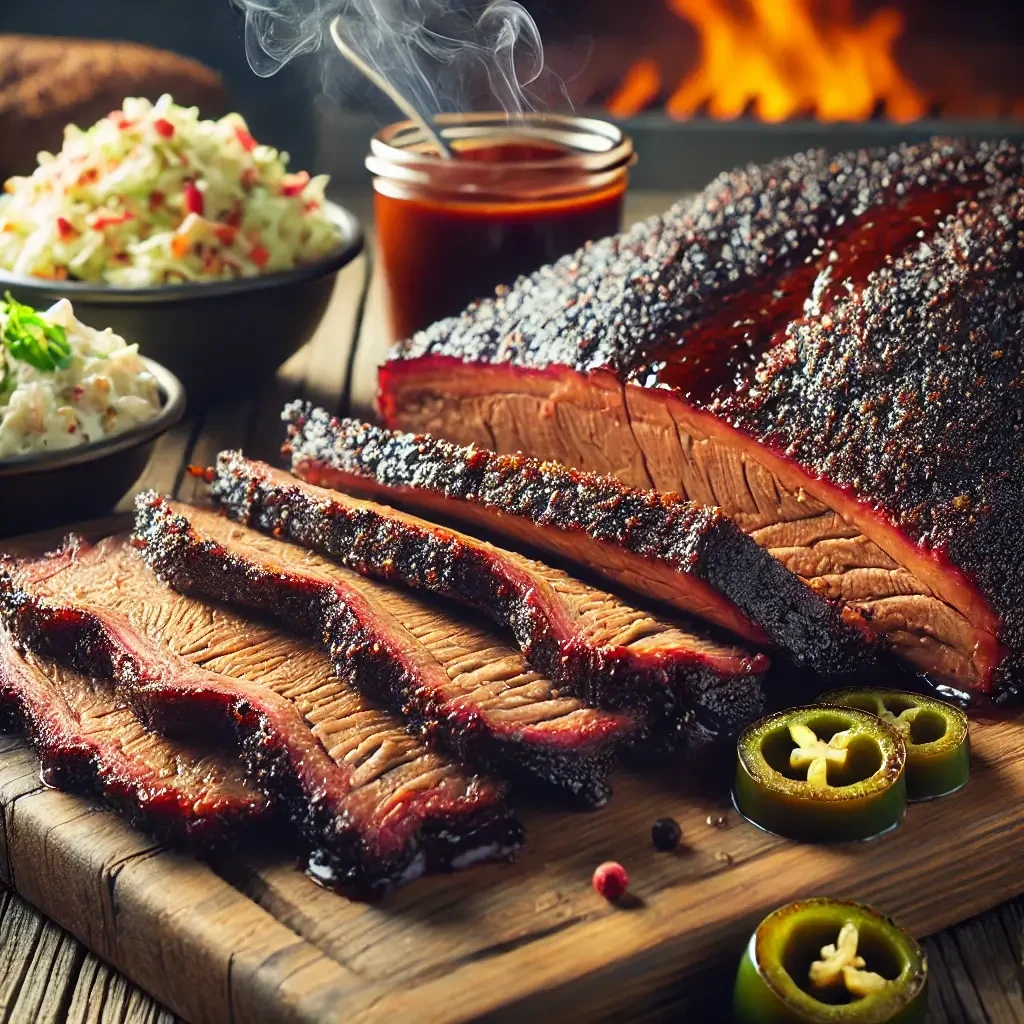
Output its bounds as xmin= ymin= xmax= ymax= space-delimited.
xmin=211 ymin=450 xmax=769 ymax=742
xmin=134 ymin=496 xmax=636 ymax=806
xmin=0 ymin=624 xmax=267 ymax=844
xmin=378 ymin=138 xmax=1024 ymax=698
xmin=282 ymin=407 xmax=876 ymax=683
xmin=0 ymin=538 xmax=518 ymax=897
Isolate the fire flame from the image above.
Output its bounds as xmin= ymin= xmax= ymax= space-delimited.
xmin=607 ymin=58 xmax=663 ymax=120
xmin=608 ymin=0 xmax=929 ymax=122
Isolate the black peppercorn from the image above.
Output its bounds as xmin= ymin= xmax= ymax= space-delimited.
xmin=651 ymin=816 xmax=682 ymax=852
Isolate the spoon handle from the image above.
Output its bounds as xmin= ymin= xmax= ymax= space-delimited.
xmin=330 ymin=17 xmax=453 ymax=160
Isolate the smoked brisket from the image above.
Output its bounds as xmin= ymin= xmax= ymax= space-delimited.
xmin=282 ymin=408 xmax=876 ymax=683
xmin=209 ymin=451 xmax=769 ymax=742
xmin=378 ymin=138 xmax=1024 ymax=698
xmin=133 ymin=496 xmax=637 ymax=805
xmin=0 ymin=625 xmax=267 ymax=844
xmin=0 ymin=540 xmax=519 ymax=897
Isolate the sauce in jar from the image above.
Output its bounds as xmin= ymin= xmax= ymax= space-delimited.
xmin=367 ymin=113 xmax=635 ymax=341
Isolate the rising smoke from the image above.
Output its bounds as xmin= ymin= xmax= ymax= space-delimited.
xmin=235 ymin=0 xmax=549 ymax=116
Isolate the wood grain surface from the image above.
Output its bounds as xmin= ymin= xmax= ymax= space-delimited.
xmin=0 ymin=193 xmax=1022 ymax=1024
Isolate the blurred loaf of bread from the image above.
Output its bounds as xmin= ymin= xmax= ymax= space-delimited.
xmin=0 ymin=35 xmax=226 ymax=178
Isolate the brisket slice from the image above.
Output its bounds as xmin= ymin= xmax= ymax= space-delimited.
xmin=133 ymin=496 xmax=636 ymax=805
xmin=282 ymin=408 xmax=876 ymax=683
xmin=210 ymin=451 xmax=768 ymax=742
xmin=377 ymin=138 xmax=1024 ymax=699
xmin=0 ymin=541 xmax=518 ymax=897
xmin=0 ymin=625 xmax=267 ymax=844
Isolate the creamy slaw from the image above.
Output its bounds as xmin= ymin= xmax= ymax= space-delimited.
xmin=0 ymin=296 xmax=161 ymax=458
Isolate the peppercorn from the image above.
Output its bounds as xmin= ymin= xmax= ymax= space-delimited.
xmin=651 ymin=817 xmax=682 ymax=852
xmin=592 ymin=861 xmax=629 ymax=901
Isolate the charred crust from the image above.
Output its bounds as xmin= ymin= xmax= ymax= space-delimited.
xmin=283 ymin=406 xmax=878 ymax=681
xmin=214 ymin=447 xmax=767 ymax=747
xmin=697 ymin=518 xmax=878 ymax=682
xmin=0 ymin=532 xmax=522 ymax=899
xmin=0 ymin=639 xmax=269 ymax=848
xmin=715 ymin=178 xmax=1024 ymax=695
xmin=387 ymin=139 xmax=1022 ymax=380
xmin=133 ymin=493 xmax=625 ymax=808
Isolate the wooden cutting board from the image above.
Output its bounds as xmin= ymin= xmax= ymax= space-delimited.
xmin=1 ymin=248 xmax=1021 ymax=1022
xmin=0 ymin=517 xmax=1021 ymax=1023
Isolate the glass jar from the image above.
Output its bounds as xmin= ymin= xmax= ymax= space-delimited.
xmin=366 ymin=112 xmax=635 ymax=342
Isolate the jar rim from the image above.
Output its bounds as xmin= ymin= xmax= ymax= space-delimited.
xmin=366 ymin=112 xmax=635 ymax=198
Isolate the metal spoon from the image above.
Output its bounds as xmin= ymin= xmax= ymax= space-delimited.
xmin=329 ymin=16 xmax=454 ymax=160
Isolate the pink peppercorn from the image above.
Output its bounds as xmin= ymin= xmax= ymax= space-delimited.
xmin=592 ymin=861 xmax=629 ymax=901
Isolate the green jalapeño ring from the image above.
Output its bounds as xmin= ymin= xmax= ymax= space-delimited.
xmin=734 ymin=706 xmax=907 ymax=842
xmin=734 ymin=898 xmax=928 ymax=1023
xmin=820 ymin=689 xmax=969 ymax=801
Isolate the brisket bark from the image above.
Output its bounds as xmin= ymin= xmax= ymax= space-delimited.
xmin=377 ymin=138 xmax=1024 ymax=699
xmin=0 ymin=539 xmax=518 ymax=897
xmin=209 ymin=451 xmax=769 ymax=742
xmin=282 ymin=407 xmax=876 ymax=683
xmin=0 ymin=625 xmax=268 ymax=844
xmin=133 ymin=496 xmax=636 ymax=805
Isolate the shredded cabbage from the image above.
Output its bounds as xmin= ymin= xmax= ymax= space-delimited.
xmin=0 ymin=299 xmax=161 ymax=458
xmin=0 ymin=95 xmax=341 ymax=286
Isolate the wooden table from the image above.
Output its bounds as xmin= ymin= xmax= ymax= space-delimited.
xmin=1 ymin=192 xmax=1022 ymax=1024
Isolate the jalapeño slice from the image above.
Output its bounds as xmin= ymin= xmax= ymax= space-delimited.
xmin=734 ymin=898 xmax=928 ymax=1023
xmin=820 ymin=689 xmax=969 ymax=801
xmin=734 ymin=706 xmax=907 ymax=842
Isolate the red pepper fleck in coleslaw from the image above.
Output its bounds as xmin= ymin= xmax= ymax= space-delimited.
xmin=0 ymin=95 xmax=340 ymax=286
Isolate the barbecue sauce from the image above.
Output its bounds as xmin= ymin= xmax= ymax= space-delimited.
xmin=372 ymin=137 xmax=630 ymax=341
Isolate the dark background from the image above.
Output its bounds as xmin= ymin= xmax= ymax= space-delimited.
xmin=2 ymin=0 xmax=322 ymax=168
xmin=4 ymin=0 xmax=1022 ymax=185
xmin=0 ymin=1 xmax=583 ymax=171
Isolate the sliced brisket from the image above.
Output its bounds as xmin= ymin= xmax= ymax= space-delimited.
xmin=210 ymin=451 xmax=768 ymax=743
xmin=0 ymin=626 xmax=267 ymax=844
xmin=132 ymin=496 xmax=636 ymax=805
xmin=0 ymin=540 xmax=518 ymax=897
xmin=377 ymin=138 xmax=1024 ymax=699
xmin=282 ymin=408 xmax=876 ymax=683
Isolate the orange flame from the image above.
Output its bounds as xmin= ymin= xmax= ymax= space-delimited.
xmin=617 ymin=0 xmax=929 ymax=122
xmin=607 ymin=58 xmax=663 ymax=119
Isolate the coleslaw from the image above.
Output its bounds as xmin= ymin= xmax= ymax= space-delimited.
xmin=0 ymin=295 xmax=161 ymax=458
xmin=0 ymin=95 xmax=341 ymax=286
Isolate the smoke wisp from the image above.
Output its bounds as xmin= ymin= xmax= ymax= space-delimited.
xmin=235 ymin=0 xmax=551 ymax=117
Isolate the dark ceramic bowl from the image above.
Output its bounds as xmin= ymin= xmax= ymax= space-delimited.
xmin=0 ymin=202 xmax=362 ymax=405
xmin=0 ymin=358 xmax=185 ymax=538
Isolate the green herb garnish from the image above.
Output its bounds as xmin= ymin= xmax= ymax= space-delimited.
xmin=0 ymin=292 xmax=71 ymax=372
